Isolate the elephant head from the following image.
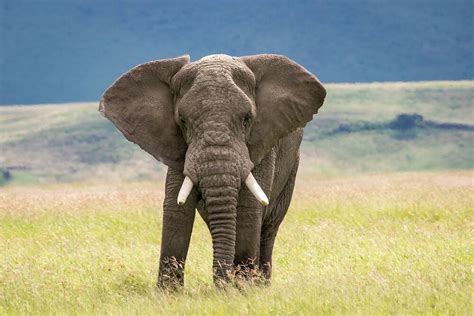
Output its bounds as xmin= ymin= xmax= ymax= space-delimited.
xmin=99 ymin=54 xmax=325 ymax=278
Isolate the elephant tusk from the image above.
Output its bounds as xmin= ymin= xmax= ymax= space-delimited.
xmin=245 ymin=173 xmax=269 ymax=206
xmin=177 ymin=176 xmax=193 ymax=206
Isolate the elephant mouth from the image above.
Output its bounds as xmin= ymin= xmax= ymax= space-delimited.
xmin=177 ymin=173 xmax=268 ymax=206
xmin=179 ymin=128 xmax=266 ymax=207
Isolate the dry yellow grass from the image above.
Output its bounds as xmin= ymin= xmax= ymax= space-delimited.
xmin=0 ymin=171 xmax=472 ymax=314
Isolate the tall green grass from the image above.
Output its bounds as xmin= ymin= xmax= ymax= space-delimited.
xmin=1 ymin=172 xmax=472 ymax=314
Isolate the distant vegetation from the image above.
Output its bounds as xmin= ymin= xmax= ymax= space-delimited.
xmin=327 ymin=113 xmax=474 ymax=137
xmin=0 ymin=81 xmax=472 ymax=186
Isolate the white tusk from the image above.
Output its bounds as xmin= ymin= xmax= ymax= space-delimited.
xmin=177 ymin=176 xmax=194 ymax=206
xmin=245 ymin=173 xmax=269 ymax=206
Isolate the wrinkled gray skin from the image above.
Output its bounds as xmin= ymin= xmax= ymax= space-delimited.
xmin=99 ymin=54 xmax=326 ymax=287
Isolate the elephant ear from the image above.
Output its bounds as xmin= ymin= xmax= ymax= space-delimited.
xmin=99 ymin=55 xmax=189 ymax=170
xmin=239 ymin=54 xmax=326 ymax=166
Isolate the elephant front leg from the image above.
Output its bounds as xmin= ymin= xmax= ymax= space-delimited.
xmin=233 ymin=151 xmax=275 ymax=285
xmin=158 ymin=168 xmax=198 ymax=289
xmin=234 ymin=165 xmax=272 ymax=284
xmin=234 ymin=193 xmax=263 ymax=274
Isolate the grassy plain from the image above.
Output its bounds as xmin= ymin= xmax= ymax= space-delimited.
xmin=1 ymin=171 xmax=472 ymax=314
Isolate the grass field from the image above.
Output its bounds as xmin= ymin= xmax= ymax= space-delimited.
xmin=1 ymin=171 xmax=472 ymax=314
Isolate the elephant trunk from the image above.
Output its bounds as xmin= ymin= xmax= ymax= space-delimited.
xmin=199 ymin=164 xmax=240 ymax=282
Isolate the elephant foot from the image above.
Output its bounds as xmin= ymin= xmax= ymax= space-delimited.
xmin=215 ymin=259 xmax=269 ymax=290
xmin=234 ymin=259 xmax=261 ymax=282
xmin=261 ymin=262 xmax=272 ymax=282
xmin=212 ymin=260 xmax=234 ymax=288
xmin=157 ymin=256 xmax=185 ymax=290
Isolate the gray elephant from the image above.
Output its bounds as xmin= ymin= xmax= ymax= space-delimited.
xmin=99 ymin=54 xmax=326 ymax=287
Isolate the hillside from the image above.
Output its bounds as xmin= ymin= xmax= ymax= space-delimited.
xmin=0 ymin=81 xmax=473 ymax=186
xmin=1 ymin=0 xmax=473 ymax=104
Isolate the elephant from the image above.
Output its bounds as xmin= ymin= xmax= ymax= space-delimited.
xmin=99 ymin=54 xmax=326 ymax=287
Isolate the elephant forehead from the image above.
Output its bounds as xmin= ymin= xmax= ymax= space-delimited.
xmin=195 ymin=55 xmax=246 ymax=73
xmin=200 ymin=122 xmax=231 ymax=133
xmin=174 ymin=56 xmax=255 ymax=91
xmin=198 ymin=54 xmax=233 ymax=62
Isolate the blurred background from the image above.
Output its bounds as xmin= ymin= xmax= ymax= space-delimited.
xmin=0 ymin=0 xmax=473 ymax=185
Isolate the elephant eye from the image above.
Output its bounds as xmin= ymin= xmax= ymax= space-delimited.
xmin=243 ymin=111 xmax=252 ymax=128
xmin=179 ymin=115 xmax=186 ymax=126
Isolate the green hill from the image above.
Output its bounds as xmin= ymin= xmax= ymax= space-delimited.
xmin=1 ymin=81 xmax=472 ymax=186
